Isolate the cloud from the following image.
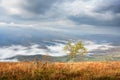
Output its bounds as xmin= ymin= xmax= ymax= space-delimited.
xmin=69 ymin=15 xmax=120 ymax=26
xmin=84 ymin=41 xmax=114 ymax=51
xmin=0 ymin=43 xmax=65 ymax=60
xmin=22 ymin=0 xmax=58 ymax=15
xmin=0 ymin=45 xmax=47 ymax=59
xmin=1 ymin=0 xmax=119 ymax=21
xmin=57 ymin=0 xmax=120 ymax=26
xmin=0 ymin=40 xmax=119 ymax=61
xmin=0 ymin=22 xmax=33 ymax=27
xmin=0 ymin=0 xmax=22 ymax=15
xmin=0 ymin=59 xmax=18 ymax=62
xmin=0 ymin=0 xmax=120 ymax=35
xmin=95 ymin=0 xmax=120 ymax=13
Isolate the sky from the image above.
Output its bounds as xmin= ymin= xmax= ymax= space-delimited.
xmin=0 ymin=0 xmax=120 ymax=35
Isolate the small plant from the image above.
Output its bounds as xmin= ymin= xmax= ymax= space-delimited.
xmin=63 ymin=41 xmax=87 ymax=62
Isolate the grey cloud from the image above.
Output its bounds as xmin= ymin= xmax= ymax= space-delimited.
xmin=22 ymin=0 xmax=58 ymax=15
xmin=69 ymin=15 xmax=120 ymax=27
xmin=0 ymin=0 xmax=120 ymax=30
xmin=0 ymin=7 xmax=6 ymax=14
xmin=66 ymin=0 xmax=120 ymax=27
xmin=0 ymin=7 xmax=11 ymax=22
xmin=8 ymin=0 xmax=61 ymax=21
xmin=95 ymin=0 xmax=120 ymax=13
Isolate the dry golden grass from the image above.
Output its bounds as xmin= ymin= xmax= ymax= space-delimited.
xmin=0 ymin=61 xmax=120 ymax=80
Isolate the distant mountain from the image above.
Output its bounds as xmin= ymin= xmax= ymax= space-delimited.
xmin=6 ymin=54 xmax=120 ymax=62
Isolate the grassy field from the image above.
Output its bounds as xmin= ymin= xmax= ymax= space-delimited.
xmin=0 ymin=62 xmax=120 ymax=80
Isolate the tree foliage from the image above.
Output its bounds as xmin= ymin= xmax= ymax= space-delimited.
xmin=63 ymin=41 xmax=87 ymax=61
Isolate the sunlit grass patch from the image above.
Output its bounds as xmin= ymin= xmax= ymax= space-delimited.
xmin=0 ymin=62 xmax=120 ymax=80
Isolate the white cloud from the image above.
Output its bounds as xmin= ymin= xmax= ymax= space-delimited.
xmin=0 ymin=40 xmax=118 ymax=61
xmin=56 ymin=0 xmax=117 ymax=21
xmin=58 ymin=0 xmax=94 ymax=16
xmin=0 ymin=43 xmax=66 ymax=60
xmin=0 ymin=22 xmax=33 ymax=27
xmin=0 ymin=0 xmax=34 ymax=17
xmin=84 ymin=41 xmax=114 ymax=51
xmin=0 ymin=0 xmax=22 ymax=15
xmin=0 ymin=45 xmax=47 ymax=59
xmin=0 ymin=59 xmax=18 ymax=62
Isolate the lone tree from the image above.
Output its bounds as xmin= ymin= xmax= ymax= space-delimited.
xmin=63 ymin=41 xmax=87 ymax=62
